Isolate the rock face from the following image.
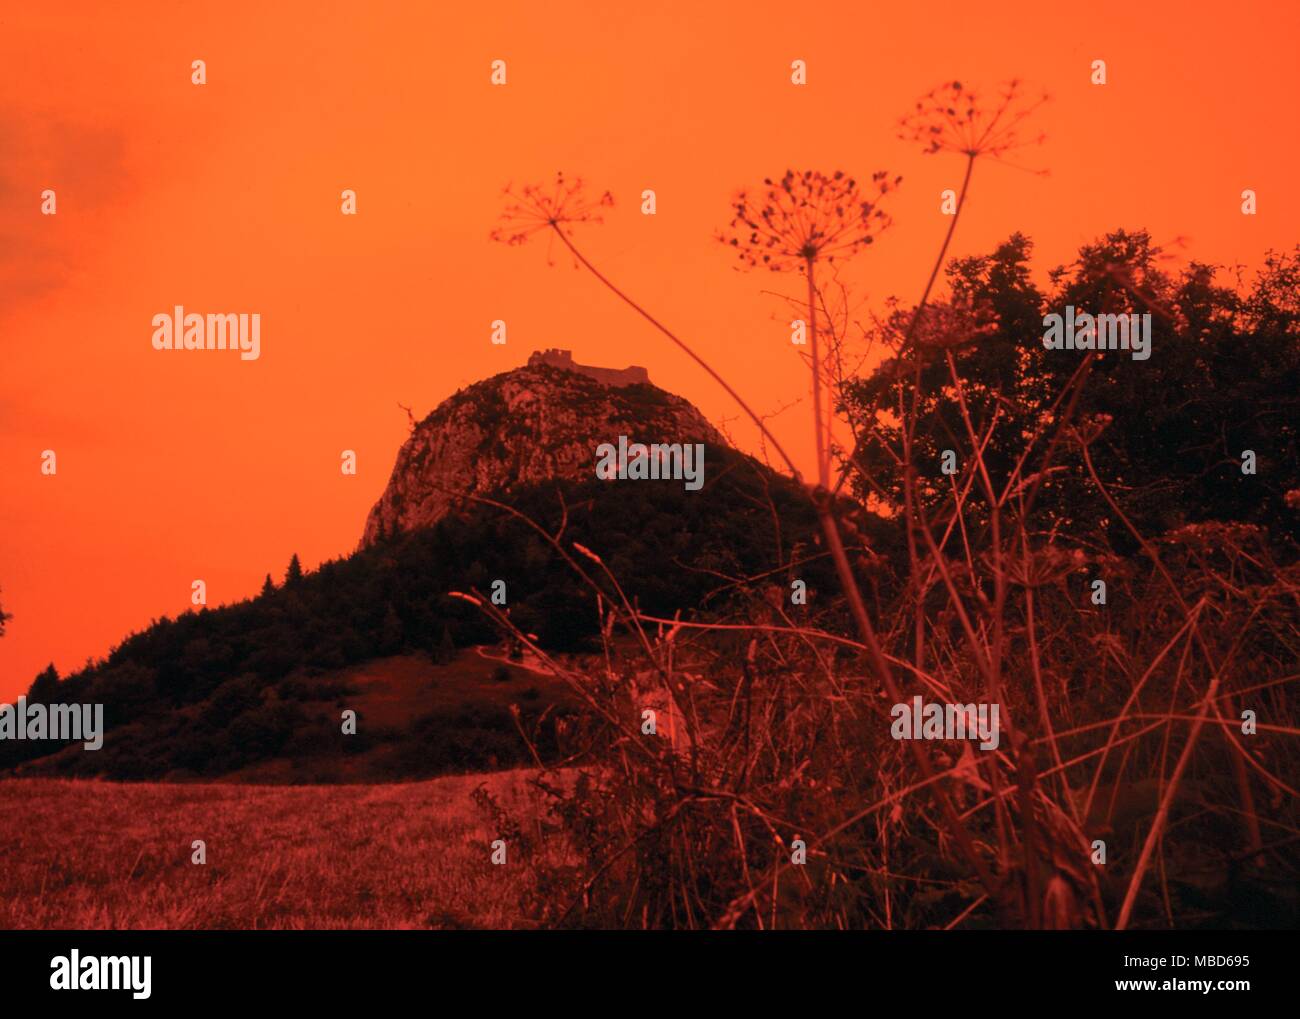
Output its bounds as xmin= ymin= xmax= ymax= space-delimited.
xmin=360 ymin=354 xmax=725 ymax=546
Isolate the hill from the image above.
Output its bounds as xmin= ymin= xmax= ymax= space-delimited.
xmin=362 ymin=353 xmax=726 ymax=545
xmin=2 ymin=355 xmax=889 ymax=780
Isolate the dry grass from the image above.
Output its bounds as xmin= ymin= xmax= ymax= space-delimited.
xmin=0 ymin=771 xmax=568 ymax=929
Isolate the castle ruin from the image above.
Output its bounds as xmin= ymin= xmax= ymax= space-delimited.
xmin=527 ymin=348 xmax=650 ymax=387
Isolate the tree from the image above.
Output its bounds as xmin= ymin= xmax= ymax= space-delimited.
xmin=26 ymin=664 xmax=59 ymax=703
xmin=432 ymin=624 xmax=456 ymax=665
xmin=0 ymin=587 xmax=9 ymax=637
xmin=841 ymin=231 xmax=1300 ymax=547
xmin=378 ymin=603 xmax=404 ymax=656
xmin=260 ymin=573 xmax=275 ymax=597
xmin=284 ymin=554 xmax=303 ymax=587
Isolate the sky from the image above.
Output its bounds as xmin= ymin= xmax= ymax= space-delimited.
xmin=1 ymin=0 xmax=1297 ymax=701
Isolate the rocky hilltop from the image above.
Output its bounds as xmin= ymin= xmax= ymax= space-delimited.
xmin=527 ymin=348 xmax=650 ymax=387
xmin=361 ymin=353 xmax=725 ymax=545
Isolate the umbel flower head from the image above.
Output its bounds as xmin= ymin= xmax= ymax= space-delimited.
xmin=900 ymin=79 xmax=1048 ymax=167
xmin=490 ymin=172 xmax=614 ymax=248
xmin=720 ymin=169 xmax=900 ymax=273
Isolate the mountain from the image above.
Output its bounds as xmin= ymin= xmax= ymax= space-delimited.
xmin=3 ymin=353 xmax=882 ymax=782
xmin=362 ymin=351 xmax=725 ymax=545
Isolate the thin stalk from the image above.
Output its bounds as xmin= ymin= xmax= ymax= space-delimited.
xmin=806 ymin=257 xmax=828 ymax=488
xmin=551 ymin=225 xmax=802 ymax=484
xmin=1115 ymin=678 xmax=1220 ymax=930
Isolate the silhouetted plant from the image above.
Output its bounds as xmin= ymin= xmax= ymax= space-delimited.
xmin=491 ymin=173 xmax=614 ymax=265
xmin=720 ymin=169 xmax=899 ymax=487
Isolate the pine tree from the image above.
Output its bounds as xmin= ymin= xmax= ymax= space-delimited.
xmin=27 ymin=663 xmax=59 ymax=703
xmin=285 ymin=554 xmax=303 ymax=587
xmin=260 ymin=573 xmax=275 ymax=597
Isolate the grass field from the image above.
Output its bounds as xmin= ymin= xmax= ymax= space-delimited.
xmin=0 ymin=770 xmax=564 ymax=929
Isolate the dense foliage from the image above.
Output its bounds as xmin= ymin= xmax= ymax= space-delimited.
xmin=842 ymin=232 xmax=1300 ymax=551
xmin=1 ymin=443 xmax=872 ymax=778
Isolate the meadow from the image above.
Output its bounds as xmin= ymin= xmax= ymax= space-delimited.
xmin=0 ymin=771 xmax=562 ymax=929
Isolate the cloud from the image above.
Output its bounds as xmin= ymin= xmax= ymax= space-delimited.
xmin=0 ymin=112 xmax=131 ymax=316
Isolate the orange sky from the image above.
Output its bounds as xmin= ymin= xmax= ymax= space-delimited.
xmin=2 ymin=1 xmax=1297 ymax=700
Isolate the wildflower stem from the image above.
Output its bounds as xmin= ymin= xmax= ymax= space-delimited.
xmin=1115 ymin=677 xmax=1220 ymax=930
xmin=905 ymin=153 xmax=975 ymax=351
xmin=549 ymin=223 xmax=804 ymax=484
xmin=806 ymin=257 xmax=828 ymax=488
